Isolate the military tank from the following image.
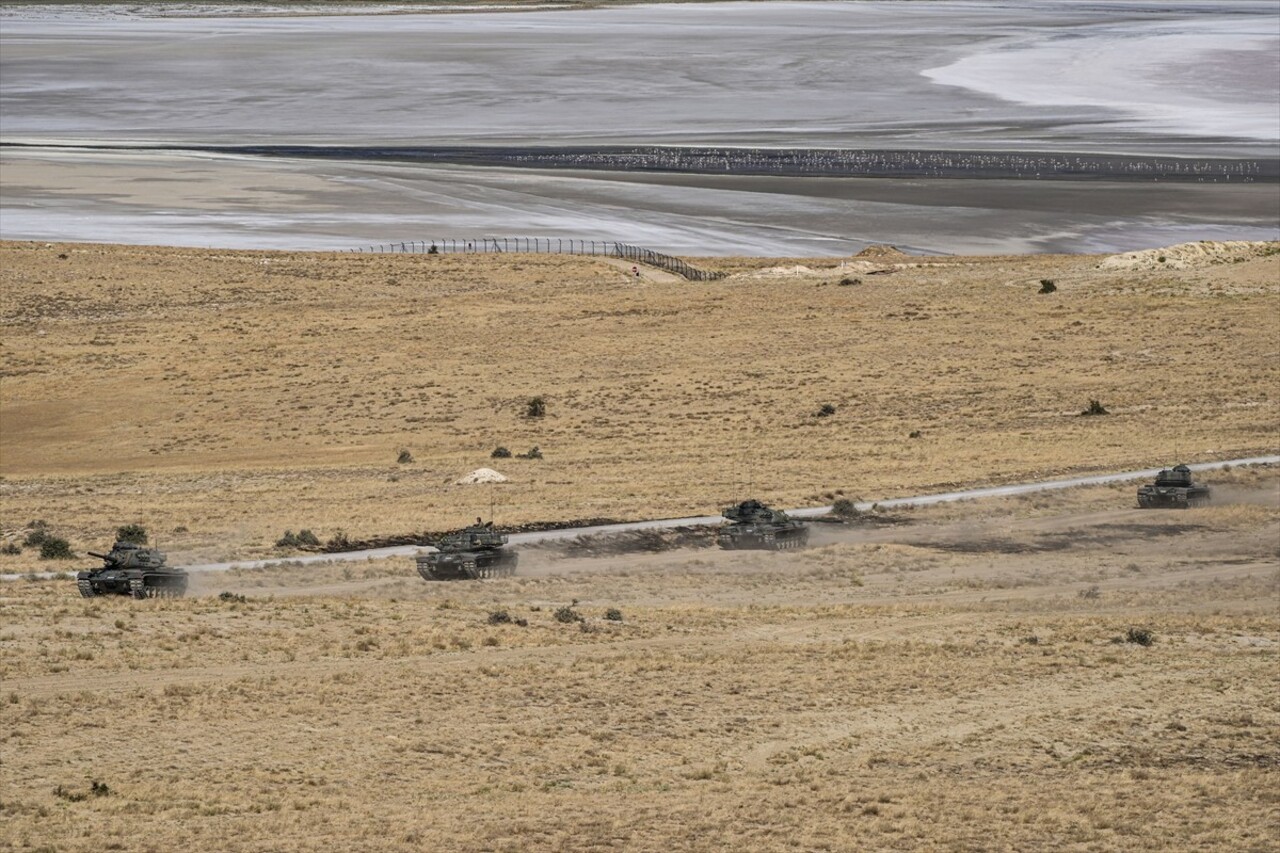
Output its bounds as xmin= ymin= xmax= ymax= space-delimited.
xmin=416 ymin=520 xmax=518 ymax=581
xmin=717 ymin=499 xmax=809 ymax=550
xmin=76 ymin=541 xmax=189 ymax=599
xmin=1137 ymin=464 xmax=1211 ymax=508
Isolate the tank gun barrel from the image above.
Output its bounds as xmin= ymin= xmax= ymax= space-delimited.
xmin=87 ymin=551 xmax=111 ymax=560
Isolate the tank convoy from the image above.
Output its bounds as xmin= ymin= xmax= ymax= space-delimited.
xmin=1137 ymin=464 xmax=1211 ymax=509
xmin=716 ymin=499 xmax=809 ymax=550
xmin=416 ymin=519 xmax=518 ymax=581
xmin=76 ymin=541 xmax=189 ymax=599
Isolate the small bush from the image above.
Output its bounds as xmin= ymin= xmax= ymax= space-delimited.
xmin=325 ymin=531 xmax=352 ymax=551
xmin=1078 ymin=585 xmax=1101 ymax=600
xmin=604 ymin=608 xmax=624 ymax=622
xmin=554 ymin=605 xmax=582 ymax=624
xmin=488 ymin=610 xmax=512 ymax=625
xmin=908 ymin=430 xmax=923 ymax=439
xmin=276 ymin=531 xmax=300 ymax=548
xmin=218 ymin=591 xmax=247 ymax=603
xmin=525 ymin=396 xmax=546 ymax=418
xmin=39 ymin=536 xmax=74 ymax=560
xmin=1038 ymin=279 xmax=1057 ymax=294
xmin=1125 ymin=627 xmax=1155 ymax=647
xmin=0 ymin=541 xmax=20 ymax=556
xmin=838 ymin=277 xmax=861 ymax=286
xmin=816 ymin=403 xmax=837 ymax=418
xmin=397 ymin=449 xmax=415 ymax=464
xmin=90 ymin=781 xmax=111 ymax=797
xmin=23 ymin=528 xmax=48 ymax=548
xmin=115 ymin=523 xmax=148 ymax=544
xmin=297 ymin=529 xmax=320 ymax=547
xmin=427 ymin=244 xmax=439 ymax=255
xmin=491 ymin=446 xmax=512 ymax=459
xmin=517 ymin=446 xmax=543 ymax=459
xmin=1157 ymin=255 xmax=1166 ymax=263
xmin=1081 ymin=399 xmax=1109 ymax=416
xmin=831 ymin=497 xmax=861 ymax=520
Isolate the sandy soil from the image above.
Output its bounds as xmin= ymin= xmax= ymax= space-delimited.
xmin=2 ymin=471 xmax=1277 ymax=851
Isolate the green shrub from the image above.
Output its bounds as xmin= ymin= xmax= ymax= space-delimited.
xmin=491 ymin=446 xmax=512 ymax=458
xmin=115 ymin=523 xmax=148 ymax=544
xmin=831 ymin=497 xmax=863 ymax=520
xmin=39 ymin=536 xmax=74 ymax=560
xmin=525 ymin=396 xmax=546 ymax=418
xmin=816 ymin=403 xmax=837 ymax=418
xmin=553 ymin=605 xmax=582 ymax=624
xmin=396 ymin=449 xmax=414 ymax=464
xmin=1125 ymin=627 xmax=1154 ymax=647
xmin=297 ymin=529 xmax=320 ymax=547
xmin=1081 ymin=399 xmax=1109 ymax=416
xmin=1038 ymin=279 xmax=1057 ymax=294
xmin=0 ymin=541 xmax=20 ymax=556
xmin=604 ymin=608 xmax=624 ymax=622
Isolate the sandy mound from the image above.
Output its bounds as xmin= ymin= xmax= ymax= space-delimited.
xmin=454 ymin=468 xmax=509 ymax=485
xmin=854 ymin=244 xmax=910 ymax=260
xmin=1097 ymin=240 xmax=1277 ymax=271
xmin=745 ymin=264 xmax=818 ymax=278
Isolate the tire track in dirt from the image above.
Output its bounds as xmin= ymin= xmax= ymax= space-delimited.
xmin=736 ymin=666 xmax=1205 ymax=774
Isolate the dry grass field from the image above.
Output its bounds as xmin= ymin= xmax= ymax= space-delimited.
xmin=0 ymin=239 xmax=1276 ymax=565
xmin=1 ymin=239 xmax=1277 ymax=850
xmin=1 ymin=470 xmax=1277 ymax=851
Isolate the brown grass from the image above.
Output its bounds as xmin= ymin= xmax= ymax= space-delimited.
xmin=1 ymin=476 xmax=1277 ymax=851
xmin=1 ymin=240 xmax=1276 ymax=565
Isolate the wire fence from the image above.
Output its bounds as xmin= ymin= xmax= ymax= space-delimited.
xmin=344 ymin=238 xmax=725 ymax=281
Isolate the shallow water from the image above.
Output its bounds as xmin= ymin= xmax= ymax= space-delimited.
xmin=1 ymin=1 xmax=1276 ymax=254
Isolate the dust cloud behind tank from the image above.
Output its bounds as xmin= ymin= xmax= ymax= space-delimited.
xmin=716 ymin=499 xmax=810 ymax=551
xmin=416 ymin=521 xmax=518 ymax=581
xmin=76 ymin=541 xmax=189 ymax=598
xmin=1137 ymin=464 xmax=1212 ymax=508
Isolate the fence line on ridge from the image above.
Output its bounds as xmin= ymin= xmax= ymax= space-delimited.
xmin=344 ymin=238 xmax=726 ymax=281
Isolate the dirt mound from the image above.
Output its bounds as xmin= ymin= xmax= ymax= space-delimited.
xmin=744 ymin=264 xmax=818 ymax=278
xmin=1097 ymin=240 xmax=1277 ymax=271
xmin=454 ymin=468 xmax=509 ymax=485
xmin=854 ymin=244 xmax=910 ymax=260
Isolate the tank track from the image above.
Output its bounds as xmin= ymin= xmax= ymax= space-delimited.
xmin=77 ymin=578 xmax=96 ymax=598
xmin=128 ymin=577 xmax=188 ymax=599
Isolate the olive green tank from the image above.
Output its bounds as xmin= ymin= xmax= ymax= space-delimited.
xmin=416 ymin=520 xmax=518 ymax=581
xmin=716 ymin=499 xmax=809 ymax=550
xmin=1137 ymin=464 xmax=1211 ymax=508
xmin=76 ymin=541 xmax=189 ymax=599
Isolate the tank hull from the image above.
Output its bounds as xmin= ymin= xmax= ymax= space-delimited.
xmin=717 ymin=523 xmax=809 ymax=551
xmin=1136 ymin=485 xmax=1211 ymax=508
xmin=416 ymin=549 xmax=518 ymax=581
xmin=76 ymin=567 xmax=189 ymax=598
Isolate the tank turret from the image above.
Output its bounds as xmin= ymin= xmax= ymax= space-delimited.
xmin=1137 ymin=464 xmax=1211 ymax=508
xmin=416 ymin=520 xmax=518 ymax=581
xmin=717 ymin=499 xmax=809 ymax=550
xmin=76 ymin=540 xmax=188 ymax=599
